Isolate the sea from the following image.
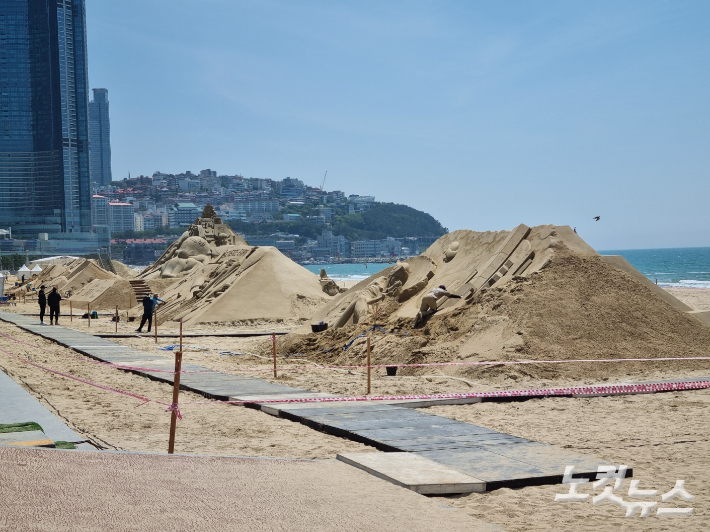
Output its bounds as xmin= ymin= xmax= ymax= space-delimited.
xmin=598 ymin=247 xmax=710 ymax=289
xmin=303 ymin=247 xmax=710 ymax=289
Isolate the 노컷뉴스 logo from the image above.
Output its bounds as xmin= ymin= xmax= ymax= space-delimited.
xmin=555 ymin=465 xmax=694 ymax=517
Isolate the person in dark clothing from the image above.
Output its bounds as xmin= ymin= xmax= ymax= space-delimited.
xmin=38 ymin=286 xmax=47 ymax=325
xmin=136 ymin=294 xmax=164 ymax=333
xmin=47 ymin=287 xmax=62 ymax=325
xmin=136 ymin=294 xmax=153 ymax=332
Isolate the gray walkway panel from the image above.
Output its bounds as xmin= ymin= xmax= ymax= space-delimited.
xmin=0 ymin=370 xmax=87 ymax=445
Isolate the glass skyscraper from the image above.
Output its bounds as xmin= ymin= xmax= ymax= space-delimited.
xmin=89 ymin=87 xmax=111 ymax=186
xmin=0 ymin=0 xmax=92 ymax=237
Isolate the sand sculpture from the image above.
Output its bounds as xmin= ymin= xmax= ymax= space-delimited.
xmin=129 ymin=205 xmax=334 ymax=326
xmin=143 ymin=205 xmax=247 ymax=280
xmin=319 ymin=269 xmax=346 ymax=296
xmin=307 ymin=224 xmax=710 ymax=331
xmin=12 ymin=258 xmax=118 ymax=296
xmin=13 ymin=206 xmax=335 ymax=322
xmin=315 ymin=258 xmax=435 ymax=328
xmin=309 ymin=224 xmax=548 ymax=329
xmin=278 ymin=224 xmax=710 ymax=386
xmin=443 ymin=241 xmax=459 ymax=263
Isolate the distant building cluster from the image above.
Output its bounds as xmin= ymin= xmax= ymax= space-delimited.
xmin=93 ymin=169 xmax=440 ymax=263
xmin=93 ymin=171 xmax=355 ymax=233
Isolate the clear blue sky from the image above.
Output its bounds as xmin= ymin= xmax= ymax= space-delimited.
xmin=87 ymin=0 xmax=710 ymax=250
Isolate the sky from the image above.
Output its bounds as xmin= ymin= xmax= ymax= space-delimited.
xmin=86 ymin=0 xmax=710 ymax=250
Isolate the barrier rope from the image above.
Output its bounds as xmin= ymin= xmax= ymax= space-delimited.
xmin=2 ymin=344 xmax=709 ymax=412
xmin=0 ymin=329 xmax=40 ymax=348
xmin=0 ymin=346 xmax=166 ymax=407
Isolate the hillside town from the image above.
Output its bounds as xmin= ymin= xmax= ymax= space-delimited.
xmin=1 ymin=170 xmax=443 ymax=266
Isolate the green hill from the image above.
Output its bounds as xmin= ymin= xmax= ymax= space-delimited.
xmin=330 ymin=203 xmax=447 ymax=240
xmin=227 ymin=202 xmax=447 ymax=241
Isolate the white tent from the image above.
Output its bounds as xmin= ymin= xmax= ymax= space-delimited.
xmin=30 ymin=264 xmax=42 ymax=276
xmin=18 ymin=265 xmax=31 ymax=273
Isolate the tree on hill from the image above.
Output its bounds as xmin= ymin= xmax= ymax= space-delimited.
xmin=226 ymin=202 xmax=448 ymax=241
xmin=331 ymin=203 xmax=447 ymax=241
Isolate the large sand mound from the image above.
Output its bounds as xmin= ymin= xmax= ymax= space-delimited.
xmin=19 ymin=258 xmax=118 ymax=296
xmin=279 ymin=224 xmax=710 ymax=383
xmin=124 ymin=205 xmax=334 ymax=326
xmin=133 ymin=246 xmax=331 ymax=326
xmin=69 ymin=279 xmax=136 ymax=309
xmin=111 ymin=260 xmax=138 ymax=279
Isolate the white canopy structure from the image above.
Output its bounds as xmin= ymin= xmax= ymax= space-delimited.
xmin=18 ymin=265 xmax=31 ymax=273
xmin=30 ymin=265 xmax=43 ymax=275
xmin=31 ymin=256 xmax=79 ymax=264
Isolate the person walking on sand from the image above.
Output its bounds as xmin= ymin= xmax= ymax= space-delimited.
xmin=47 ymin=287 xmax=62 ymax=325
xmin=38 ymin=286 xmax=47 ymax=325
xmin=413 ymin=285 xmax=461 ymax=327
xmin=136 ymin=293 xmax=164 ymax=333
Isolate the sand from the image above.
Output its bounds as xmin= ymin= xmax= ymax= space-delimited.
xmin=427 ymin=391 xmax=709 ymax=531
xmin=0 ymin=320 xmax=371 ymax=458
xmin=110 ymin=259 xmax=137 ymax=279
xmin=666 ymin=288 xmax=710 ymax=312
xmin=278 ymin=251 xmax=710 ymax=390
xmin=2 ymin=232 xmax=710 ymax=530
xmin=0 ymin=447 xmax=492 ymax=532
xmin=1 ymin=315 xmax=709 ymax=530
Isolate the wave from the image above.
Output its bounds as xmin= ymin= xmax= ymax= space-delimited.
xmin=329 ymin=274 xmax=371 ymax=282
xmin=659 ymin=280 xmax=710 ymax=289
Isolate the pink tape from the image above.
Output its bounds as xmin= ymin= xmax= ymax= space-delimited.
xmin=0 ymin=329 xmax=40 ymax=348
xmin=214 ymin=379 xmax=710 ymax=405
xmin=165 ymin=403 xmax=183 ymax=420
xmin=0 ymin=346 xmax=167 ymax=406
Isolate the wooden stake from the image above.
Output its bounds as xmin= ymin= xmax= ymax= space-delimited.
xmin=154 ymin=309 xmax=158 ymax=343
xmin=115 ymin=306 xmax=118 ymax=333
xmin=366 ymin=336 xmax=372 ymax=395
xmin=69 ymin=301 xmax=72 ymax=322
xmin=272 ymin=332 xmax=277 ymax=378
xmin=179 ymin=319 xmax=183 ymax=352
xmin=87 ymin=303 xmax=91 ymax=327
xmin=167 ymin=350 xmax=183 ymax=454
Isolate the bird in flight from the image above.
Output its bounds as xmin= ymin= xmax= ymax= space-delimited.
xmin=593 ymin=216 xmax=601 ymax=221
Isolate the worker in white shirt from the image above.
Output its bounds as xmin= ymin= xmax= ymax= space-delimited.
xmin=414 ymin=285 xmax=461 ymax=326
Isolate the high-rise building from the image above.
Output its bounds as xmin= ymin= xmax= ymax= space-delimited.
xmin=91 ymin=194 xmax=109 ymax=226
xmin=0 ymin=0 xmax=92 ymax=237
xmin=89 ymin=88 xmax=112 ymax=186
xmin=108 ymin=202 xmax=134 ymax=232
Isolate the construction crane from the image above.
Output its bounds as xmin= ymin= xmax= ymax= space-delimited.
xmin=320 ymin=171 xmax=328 ymax=191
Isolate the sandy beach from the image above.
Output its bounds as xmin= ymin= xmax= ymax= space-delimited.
xmin=2 ymin=275 xmax=709 ymax=530
xmin=666 ymin=287 xmax=710 ymax=311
